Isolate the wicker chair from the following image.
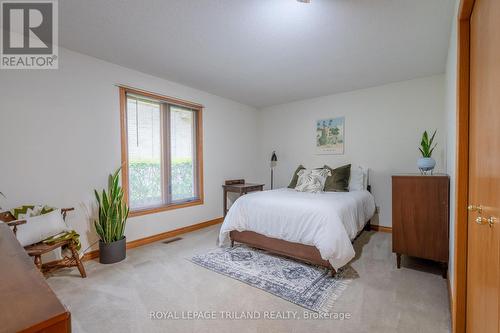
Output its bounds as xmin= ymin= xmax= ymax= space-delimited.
xmin=0 ymin=208 xmax=86 ymax=278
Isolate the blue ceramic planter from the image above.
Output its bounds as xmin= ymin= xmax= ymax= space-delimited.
xmin=417 ymin=157 xmax=436 ymax=174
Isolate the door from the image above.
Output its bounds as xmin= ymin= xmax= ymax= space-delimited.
xmin=466 ymin=0 xmax=500 ymax=331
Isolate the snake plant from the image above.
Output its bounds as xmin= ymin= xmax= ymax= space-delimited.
xmin=94 ymin=168 xmax=129 ymax=244
xmin=419 ymin=130 xmax=437 ymax=158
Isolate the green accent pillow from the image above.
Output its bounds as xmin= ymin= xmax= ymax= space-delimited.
xmin=288 ymin=165 xmax=306 ymax=188
xmin=323 ymin=164 xmax=351 ymax=192
xmin=10 ymin=205 xmax=55 ymax=219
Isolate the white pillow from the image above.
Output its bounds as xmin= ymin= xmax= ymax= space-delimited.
xmin=349 ymin=166 xmax=368 ymax=191
xmin=295 ymin=168 xmax=332 ymax=193
xmin=15 ymin=209 xmax=68 ymax=247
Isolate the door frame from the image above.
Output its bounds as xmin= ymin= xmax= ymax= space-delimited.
xmin=454 ymin=0 xmax=475 ymax=332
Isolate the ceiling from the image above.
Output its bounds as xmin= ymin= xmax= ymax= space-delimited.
xmin=59 ymin=0 xmax=455 ymax=108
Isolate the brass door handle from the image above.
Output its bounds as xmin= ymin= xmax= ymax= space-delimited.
xmin=487 ymin=216 xmax=497 ymax=227
xmin=476 ymin=216 xmax=497 ymax=227
xmin=468 ymin=205 xmax=483 ymax=214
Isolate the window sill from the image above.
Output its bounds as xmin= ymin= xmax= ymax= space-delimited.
xmin=129 ymin=199 xmax=204 ymax=218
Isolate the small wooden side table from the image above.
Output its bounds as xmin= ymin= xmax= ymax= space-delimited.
xmin=222 ymin=179 xmax=264 ymax=217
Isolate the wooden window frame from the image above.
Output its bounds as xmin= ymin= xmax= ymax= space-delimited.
xmin=119 ymin=86 xmax=204 ymax=217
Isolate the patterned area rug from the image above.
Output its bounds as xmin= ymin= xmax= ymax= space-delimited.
xmin=190 ymin=245 xmax=356 ymax=313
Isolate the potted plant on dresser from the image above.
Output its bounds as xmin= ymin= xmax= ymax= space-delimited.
xmin=417 ymin=130 xmax=437 ymax=175
xmin=94 ymin=168 xmax=129 ymax=264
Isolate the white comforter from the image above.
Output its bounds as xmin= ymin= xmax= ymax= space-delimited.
xmin=218 ymin=188 xmax=376 ymax=270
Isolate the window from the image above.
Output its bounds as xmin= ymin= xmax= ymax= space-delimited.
xmin=120 ymin=87 xmax=203 ymax=216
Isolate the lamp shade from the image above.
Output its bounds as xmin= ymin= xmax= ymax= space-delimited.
xmin=270 ymin=151 xmax=278 ymax=168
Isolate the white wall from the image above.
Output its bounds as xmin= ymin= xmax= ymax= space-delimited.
xmin=0 ymin=48 xmax=260 ymax=253
xmin=257 ymin=75 xmax=446 ymax=227
xmin=445 ymin=0 xmax=459 ymax=295
xmin=0 ymin=47 xmax=451 ymax=257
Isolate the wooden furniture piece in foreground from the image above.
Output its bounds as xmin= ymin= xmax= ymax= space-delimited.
xmin=0 ymin=208 xmax=87 ymax=278
xmin=0 ymin=222 xmax=71 ymax=332
xmin=392 ymin=174 xmax=449 ymax=278
xmin=222 ymin=179 xmax=264 ymax=217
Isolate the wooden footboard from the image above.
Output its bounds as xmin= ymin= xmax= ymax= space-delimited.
xmin=229 ymin=219 xmax=372 ymax=277
xmin=229 ymin=230 xmax=336 ymax=275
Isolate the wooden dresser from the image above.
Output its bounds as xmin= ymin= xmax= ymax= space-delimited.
xmin=0 ymin=222 xmax=71 ymax=332
xmin=392 ymin=174 xmax=449 ymax=277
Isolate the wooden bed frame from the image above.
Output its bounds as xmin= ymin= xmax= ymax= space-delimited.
xmin=229 ymin=185 xmax=373 ymax=276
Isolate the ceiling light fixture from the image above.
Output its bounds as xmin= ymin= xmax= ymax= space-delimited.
xmin=297 ymin=0 xmax=311 ymax=3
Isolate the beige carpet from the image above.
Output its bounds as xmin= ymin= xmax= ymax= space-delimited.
xmin=47 ymin=225 xmax=451 ymax=333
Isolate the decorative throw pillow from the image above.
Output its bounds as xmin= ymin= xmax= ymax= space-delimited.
xmin=15 ymin=209 xmax=68 ymax=247
xmin=349 ymin=166 xmax=367 ymax=191
xmin=288 ymin=165 xmax=306 ymax=188
xmin=323 ymin=164 xmax=351 ymax=192
xmin=294 ymin=168 xmax=332 ymax=193
xmin=10 ymin=205 xmax=55 ymax=219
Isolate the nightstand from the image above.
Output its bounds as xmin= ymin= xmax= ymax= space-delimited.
xmin=222 ymin=179 xmax=264 ymax=217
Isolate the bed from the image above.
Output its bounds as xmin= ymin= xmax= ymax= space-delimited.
xmin=218 ymin=186 xmax=376 ymax=275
